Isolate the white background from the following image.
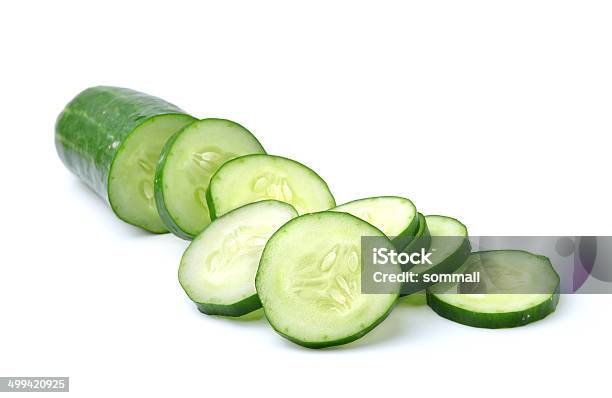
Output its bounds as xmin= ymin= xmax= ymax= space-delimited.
xmin=1 ymin=0 xmax=610 ymax=396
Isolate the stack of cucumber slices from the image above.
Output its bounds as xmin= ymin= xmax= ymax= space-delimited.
xmin=56 ymin=86 xmax=561 ymax=349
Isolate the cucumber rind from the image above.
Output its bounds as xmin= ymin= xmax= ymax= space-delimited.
xmin=256 ymin=211 xmax=399 ymax=349
xmin=401 ymin=215 xmax=471 ymax=295
xmin=426 ymin=288 xmax=560 ymax=329
xmin=399 ymin=213 xmax=430 ymax=297
xmin=426 ymin=250 xmax=560 ymax=328
xmin=205 ymin=187 xmax=217 ymax=222
xmin=402 ymin=213 xmax=431 ymax=254
xmin=395 ymin=210 xmax=421 ymax=249
xmin=154 ymin=118 xmax=266 ymax=240
xmin=331 ymin=196 xmax=419 ymax=250
xmin=152 ymin=119 xmax=197 ymax=239
xmin=207 ymin=154 xmax=336 ymax=220
xmin=196 ymin=294 xmax=262 ymax=317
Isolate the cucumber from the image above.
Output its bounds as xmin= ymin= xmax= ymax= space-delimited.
xmin=427 ymin=250 xmax=560 ymax=328
xmin=55 ymin=86 xmax=196 ymax=232
xmin=179 ymin=200 xmax=298 ymax=317
xmin=256 ymin=212 xmax=400 ymax=348
xmin=331 ymin=196 xmax=418 ymax=249
xmin=155 ymin=119 xmax=265 ymax=239
xmin=401 ymin=215 xmax=471 ymax=295
xmin=402 ymin=212 xmax=431 ymax=254
xmin=207 ymin=154 xmax=336 ymax=219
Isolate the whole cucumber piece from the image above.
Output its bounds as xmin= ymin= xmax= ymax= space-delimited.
xmin=55 ymin=86 xmax=195 ymax=232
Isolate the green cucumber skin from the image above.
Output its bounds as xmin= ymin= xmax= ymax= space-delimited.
xmin=402 ymin=213 xmax=431 ymax=254
xmin=153 ymin=128 xmax=194 ymax=240
xmin=401 ymin=215 xmax=470 ymax=296
xmin=392 ymin=209 xmax=421 ymax=249
xmin=206 ymin=187 xmax=218 ymax=221
xmin=269 ymin=298 xmax=398 ymax=349
xmin=402 ymin=235 xmax=471 ymax=295
xmin=55 ymin=86 xmax=195 ymax=230
xmin=426 ymin=289 xmax=560 ymax=328
xmin=399 ymin=214 xmax=430 ymax=297
xmin=154 ymin=119 xmax=266 ymax=240
xmin=195 ymin=294 xmax=262 ymax=317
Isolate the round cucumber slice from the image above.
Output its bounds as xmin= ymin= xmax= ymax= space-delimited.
xmin=401 ymin=215 xmax=471 ymax=295
xmin=155 ymin=119 xmax=265 ymax=239
xmin=427 ymin=250 xmax=560 ymax=328
xmin=207 ymin=154 xmax=335 ymax=219
xmin=256 ymin=212 xmax=400 ymax=348
xmin=108 ymin=114 xmax=196 ymax=233
xmin=332 ymin=196 xmax=418 ymax=249
xmin=179 ymin=200 xmax=298 ymax=317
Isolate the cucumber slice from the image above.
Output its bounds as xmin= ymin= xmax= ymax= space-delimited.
xmin=55 ymin=86 xmax=195 ymax=232
xmin=401 ymin=215 xmax=471 ymax=295
xmin=402 ymin=213 xmax=431 ymax=254
xmin=179 ymin=200 xmax=298 ymax=317
xmin=331 ymin=196 xmax=418 ymax=249
xmin=207 ymin=154 xmax=335 ymax=219
xmin=427 ymin=250 xmax=560 ymax=328
xmin=256 ymin=212 xmax=400 ymax=348
xmin=155 ymin=119 xmax=265 ymax=239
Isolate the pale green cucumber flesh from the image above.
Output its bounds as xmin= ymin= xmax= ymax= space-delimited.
xmin=179 ymin=200 xmax=298 ymax=317
xmin=108 ymin=115 xmax=195 ymax=233
xmin=256 ymin=211 xmax=400 ymax=348
xmin=427 ymin=250 xmax=560 ymax=328
xmin=332 ymin=196 xmax=418 ymax=249
xmin=155 ymin=119 xmax=265 ymax=239
xmin=207 ymin=154 xmax=335 ymax=219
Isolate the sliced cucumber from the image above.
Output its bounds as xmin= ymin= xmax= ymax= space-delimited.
xmin=256 ymin=212 xmax=400 ymax=348
xmin=155 ymin=119 xmax=265 ymax=239
xmin=55 ymin=86 xmax=196 ymax=232
xmin=402 ymin=213 xmax=431 ymax=254
xmin=179 ymin=200 xmax=298 ymax=317
xmin=427 ymin=250 xmax=560 ymax=328
xmin=401 ymin=215 xmax=471 ymax=295
xmin=207 ymin=154 xmax=335 ymax=219
xmin=331 ymin=196 xmax=418 ymax=249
